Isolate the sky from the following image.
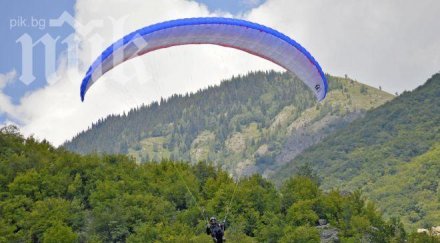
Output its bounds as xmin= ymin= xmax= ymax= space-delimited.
xmin=0 ymin=0 xmax=74 ymax=120
xmin=1 ymin=0 xmax=439 ymax=146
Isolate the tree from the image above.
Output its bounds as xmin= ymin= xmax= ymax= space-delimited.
xmin=280 ymin=226 xmax=320 ymax=243
xmin=42 ymin=222 xmax=77 ymax=243
xmin=281 ymin=176 xmax=320 ymax=213
xmin=286 ymin=200 xmax=319 ymax=226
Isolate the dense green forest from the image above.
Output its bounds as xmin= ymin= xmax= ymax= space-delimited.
xmin=64 ymin=71 xmax=392 ymax=177
xmin=276 ymin=73 xmax=440 ymax=230
xmin=3 ymin=126 xmax=439 ymax=242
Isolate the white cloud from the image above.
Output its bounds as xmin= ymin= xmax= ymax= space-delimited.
xmin=0 ymin=70 xmax=17 ymax=89
xmin=246 ymin=0 xmax=440 ymax=93
xmin=0 ymin=70 xmax=18 ymax=120
xmin=4 ymin=0 xmax=440 ymax=146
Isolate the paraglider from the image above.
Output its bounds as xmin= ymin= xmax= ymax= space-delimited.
xmin=80 ymin=17 xmax=328 ymax=102
xmin=206 ymin=217 xmax=226 ymax=243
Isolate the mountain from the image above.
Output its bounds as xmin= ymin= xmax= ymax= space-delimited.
xmin=274 ymin=73 xmax=440 ymax=230
xmin=64 ymin=71 xmax=393 ymax=177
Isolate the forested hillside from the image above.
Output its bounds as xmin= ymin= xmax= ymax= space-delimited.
xmin=64 ymin=71 xmax=392 ymax=177
xmin=2 ymin=126 xmax=438 ymax=242
xmin=275 ymin=73 xmax=440 ymax=230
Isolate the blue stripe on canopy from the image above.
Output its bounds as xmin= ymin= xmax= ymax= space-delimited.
xmin=81 ymin=17 xmax=328 ymax=101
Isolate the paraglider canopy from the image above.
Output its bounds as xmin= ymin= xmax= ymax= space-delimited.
xmin=80 ymin=17 xmax=328 ymax=101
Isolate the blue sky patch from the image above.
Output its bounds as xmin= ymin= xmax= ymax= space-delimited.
xmin=0 ymin=0 xmax=75 ymax=104
xmin=195 ymin=0 xmax=265 ymax=15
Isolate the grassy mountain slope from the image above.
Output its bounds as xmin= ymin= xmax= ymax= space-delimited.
xmin=64 ymin=71 xmax=392 ymax=177
xmin=274 ymin=73 xmax=440 ymax=229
